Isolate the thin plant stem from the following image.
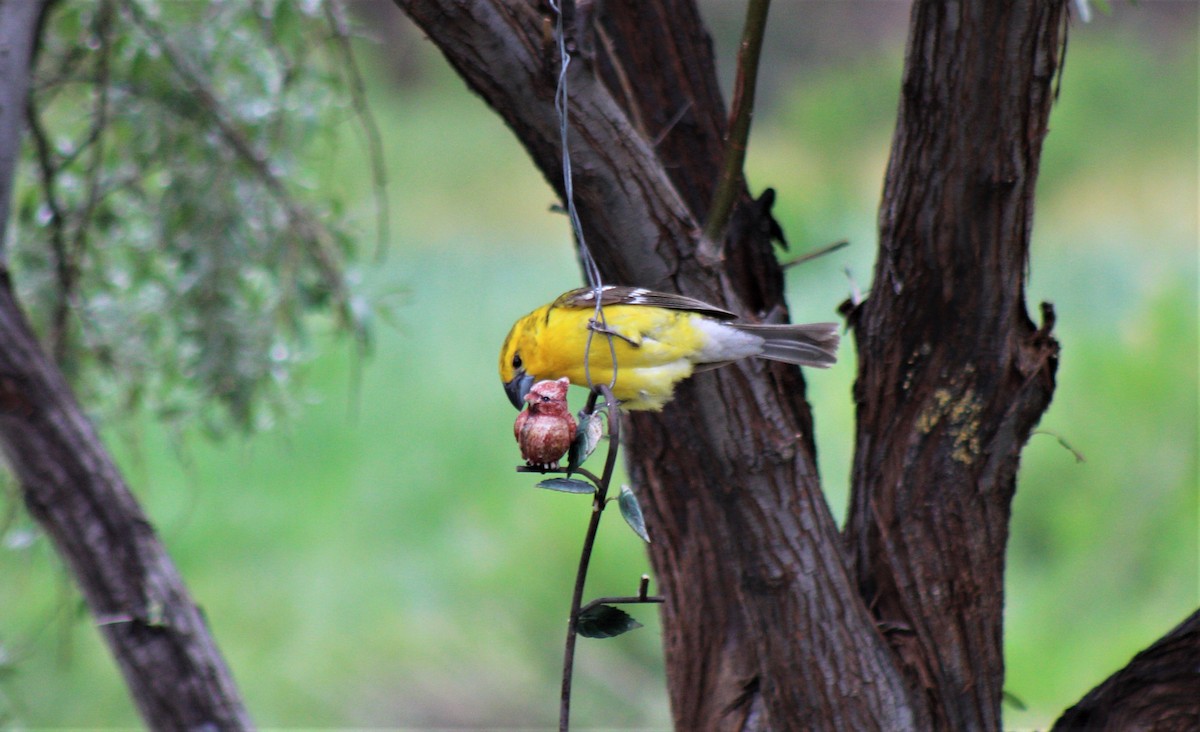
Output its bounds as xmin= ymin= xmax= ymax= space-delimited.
xmin=700 ymin=0 xmax=772 ymax=251
xmin=780 ymin=239 xmax=850 ymax=269
xmin=556 ymin=384 xmax=662 ymax=731
xmin=516 ymin=464 xmax=603 ymax=486
xmin=322 ymin=0 xmax=391 ymax=264
xmin=579 ymin=574 xmax=664 ymax=616
xmin=559 ymin=384 xmax=620 ymax=731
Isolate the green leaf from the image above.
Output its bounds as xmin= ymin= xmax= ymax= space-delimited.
xmin=536 ymin=478 xmax=595 ymax=495
xmin=618 ymin=485 xmax=650 ymax=543
xmin=567 ymin=409 xmax=603 ymax=472
xmin=576 ymin=604 xmax=643 ymax=639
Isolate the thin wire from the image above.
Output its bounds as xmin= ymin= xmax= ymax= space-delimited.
xmin=548 ymin=1 xmax=617 ymax=395
xmin=549 ymin=0 xmax=600 ymax=290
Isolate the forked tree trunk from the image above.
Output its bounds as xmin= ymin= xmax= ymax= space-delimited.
xmin=395 ymin=0 xmax=1200 ymax=730
xmin=396 ymin=0 xmax=912 ymax=726
xmin=3 ymin=0 xmax=1192 ymax=727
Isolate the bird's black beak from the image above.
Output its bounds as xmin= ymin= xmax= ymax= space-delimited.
xmin=505 ymin=372 xmax=536 ymax=410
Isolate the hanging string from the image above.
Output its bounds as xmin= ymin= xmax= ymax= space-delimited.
xmin=549 ymin=0 xmax=600 ymax=289
xmin=548 ymin=0 xmax=617 ymax=394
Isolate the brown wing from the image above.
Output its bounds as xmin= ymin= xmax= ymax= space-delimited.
xmin=552 ymin=286 xmax=737 ymax=320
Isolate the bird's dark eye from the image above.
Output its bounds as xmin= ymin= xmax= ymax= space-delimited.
xmin=512 ymin=354 xmax=523 ymax=370
xmin=540 ymin=395 xmax=551 ymax=402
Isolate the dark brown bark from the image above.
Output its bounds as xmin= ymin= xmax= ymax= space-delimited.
xmin=1051 ymin=609 xmax=1200 ymax=732
xmin=589 ymin=0 xmax=727 ymax=218
xmin=397 ymin=2 xmax=914 ymax=729
xmin=0 ymin=278 xmax=254 ymax=730
xmin=843 ymin=2 xmax=1065 ymax=730
xmin=0 ymin=2 xmax=253 ymax=728
xmin=394 ymin=0 xmax=1198 ymax=729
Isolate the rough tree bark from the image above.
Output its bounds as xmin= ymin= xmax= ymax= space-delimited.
xmin=0 ymin=2 xmax=253 ymax=728
xmin=395 ymin=1 xmax=1199 ymax=730
xmin=1051 ymin=609 xmax=1200 ymax=732
xmin=842 ymin=3 xmax=1064 ymax=730
xmin=396 ymin=1 xmax=913 ymax=728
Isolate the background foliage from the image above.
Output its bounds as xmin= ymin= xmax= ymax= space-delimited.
xmin=10 ymin=0 xmax=370 ymax=437
xmin=0 ymin=1 xmax=1195 ymax=728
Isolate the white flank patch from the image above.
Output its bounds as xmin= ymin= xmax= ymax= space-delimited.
xmin=692 ymin=318 xmax=763 ymax=363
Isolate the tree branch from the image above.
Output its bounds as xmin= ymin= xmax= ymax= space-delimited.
xmin=322 ymin=0 xmax=391 ymax=263
xmin=844 ymin=2 xmax=1067 ymax=729
xmin=1052 ymin=609 xmax=1200 ymax=732
xmin=0 ymin=279 xmax=255 ymax=729
xmin=396 ymin=2 xmax=916 ymax=728
xmin=700 ymin=0 xmax=770 ymax=253
xmin=0 ymin=2 xmax=253 ymax=727
xmin=0 ymin=0 xmax=48 ymax=264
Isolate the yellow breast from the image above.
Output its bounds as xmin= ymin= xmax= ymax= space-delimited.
xmin=529 ymin=305 xmax=709 ymax=410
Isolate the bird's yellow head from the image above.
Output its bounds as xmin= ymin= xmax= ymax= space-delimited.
xmin=499 ymin=308 xmax=541 ymax=409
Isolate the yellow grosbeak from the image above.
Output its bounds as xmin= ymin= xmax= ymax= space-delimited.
xmin=499 ymin=286 xmax=839 ymax=411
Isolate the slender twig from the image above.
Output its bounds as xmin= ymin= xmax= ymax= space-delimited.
xmin=323 ymin=0 xmax=391 ymax=264
xmin=253 ymin=0 xmax=299 ymax=154
xmin=119 ymin=0 xmax=354 ymax=328
xmin=594 ymin=22 xmax=645 ymax=136
xmin=23 ymin=101 xmax=71 ymax=355
xmin=58 ymin=0 xmax=116 ymax=363
xmin=517 ymin=464 xmax=604 ymax=486
xmin=578 ymin=573 xmax=665 ymax=616
xmin=1033 ymin=429 xmax=1086 ymax=463
xmin=650 ymin=100 xmax=694 ymax=148
xmin=780 ymin=239 xmax=850 ymax=269
xmin=700 ymin=0 xmax=772 ymax=254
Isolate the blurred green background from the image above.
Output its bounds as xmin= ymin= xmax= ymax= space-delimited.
xmin=1 ymin=2 xmax=1195 ymax=728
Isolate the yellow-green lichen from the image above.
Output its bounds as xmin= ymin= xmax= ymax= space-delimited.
xmin=915 ymin=386 xmax=984 ymax=464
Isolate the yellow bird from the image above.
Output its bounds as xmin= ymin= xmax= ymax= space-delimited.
xmin=499 ymin=286 xmax=839 ymax=411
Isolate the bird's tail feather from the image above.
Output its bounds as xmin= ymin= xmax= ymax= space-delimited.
xmin=733 ymin=322 xmax=839 ymax=368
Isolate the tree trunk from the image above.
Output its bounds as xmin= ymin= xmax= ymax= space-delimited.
xmin=394 ymin=0 xmax=1198 ymax=729
xmin=842 ymin=3 xmax=1064 ymax=729
xmin=396 ymin=1 xmax=915 ymax=727
xmin=0 ymin=2 xmax=253 ymax=728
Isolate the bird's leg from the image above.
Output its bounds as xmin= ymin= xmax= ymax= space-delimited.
xmin=587 ymin=319 xmax=639 ymax=348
